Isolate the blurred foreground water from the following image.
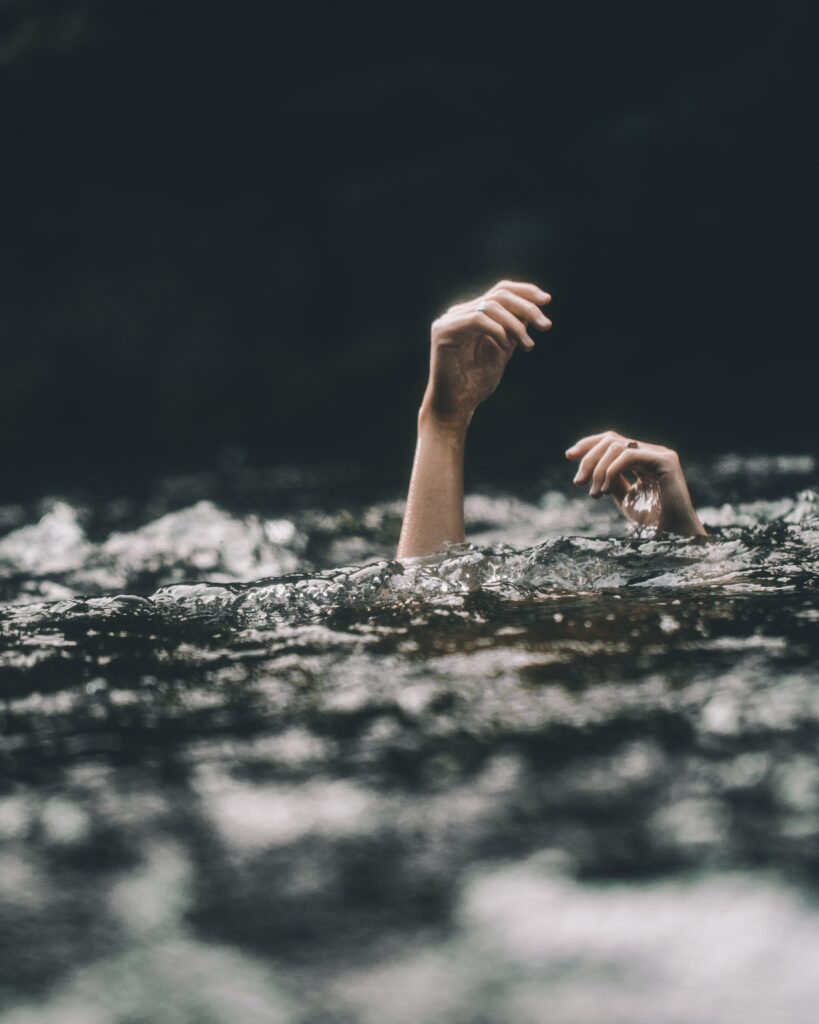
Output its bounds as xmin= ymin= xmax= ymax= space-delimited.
xmin=1 ymin=454 xmax=819 ymax=1024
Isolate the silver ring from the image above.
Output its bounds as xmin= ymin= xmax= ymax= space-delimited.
xmin=474 ymin=300 xmax=487 ymax=314
xmin=626 ymin=440 xmax=639 ymax=449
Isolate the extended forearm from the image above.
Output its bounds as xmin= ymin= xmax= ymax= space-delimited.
xmin=396 ymin=405 xmax=469 ymax=559
xmin=397 ymin=279 xmax=549 ymax=558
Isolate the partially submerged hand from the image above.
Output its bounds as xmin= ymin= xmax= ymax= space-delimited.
xmin=566 ymin=430 xmax=707 ymax=537
xmin=423 ymin=280 xmax=552 ymax=428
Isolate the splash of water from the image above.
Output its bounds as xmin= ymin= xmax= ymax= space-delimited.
xmin=1 ymin=457 xmax=818 ymax=1024
xmin=0 ymin=480 xmax=816 ymax=639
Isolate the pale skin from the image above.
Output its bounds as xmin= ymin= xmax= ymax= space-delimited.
xmin=396 ymin=280 xmax=705 ymax=560
xmin=565 ymin=431 xmax=706 ymax=537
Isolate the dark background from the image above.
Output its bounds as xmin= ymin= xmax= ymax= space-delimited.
xmin=1 ymin=0 xmax=816 ymax=501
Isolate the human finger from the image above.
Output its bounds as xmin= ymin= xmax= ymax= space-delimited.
xmin=482 ymin=300 xmax=535 ymax=351
xmin=600 ymin=449 xmax=659 ymax=494
xmin=571 ymin=432 xmax=627 ymax=480
xmin=438 ymin=307 xmax=509 ymax=343
xmin=589 ymin=440 xmax=626 ymax=499
xmin=487 ymin=287 xmax=552 ymax=330
xmin=446 ymin=281 xmax=551 ymax=320
xmin=573 ymin=436 xmax=618 ymax=485
xmin=488 ymin=280 xmax=552 ymax=305
xmin=565 ymin=430 xmax=624 ymax=461
xmin=470 ymin=310 xmax=512 ymax=352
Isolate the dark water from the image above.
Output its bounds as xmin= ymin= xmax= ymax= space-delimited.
xmin=1 ymin=455 xmax=819 ymax=1023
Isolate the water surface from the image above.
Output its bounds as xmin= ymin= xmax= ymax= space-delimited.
xmin=1 ymin=455 xmax=818 ymax=1023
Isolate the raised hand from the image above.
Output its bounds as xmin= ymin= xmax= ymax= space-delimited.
xmin=566 ymin=430 xmax=707 ymax=537
xmin=397 ymin=279 xmax=552 ymax=559
xmin=423 ymin=280 xmax=552 ymax=427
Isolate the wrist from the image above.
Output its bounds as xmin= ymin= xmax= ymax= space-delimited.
xmin=658 ymin=474 xmax=707 ymax=537
xmin=418 ymin=392 xmax=473 ymax=439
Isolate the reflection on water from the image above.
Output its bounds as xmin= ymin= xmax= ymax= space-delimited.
xmin=1 ymin=456 xmax=818 ymax=1022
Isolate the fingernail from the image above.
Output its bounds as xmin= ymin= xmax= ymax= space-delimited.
xmin=539 ymin=291 xmax=551 ymax=302
xmin=572 ymin=473 xmax=581 ymax=483
xmin=601 ymin=484 xmax=609 ymax=494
